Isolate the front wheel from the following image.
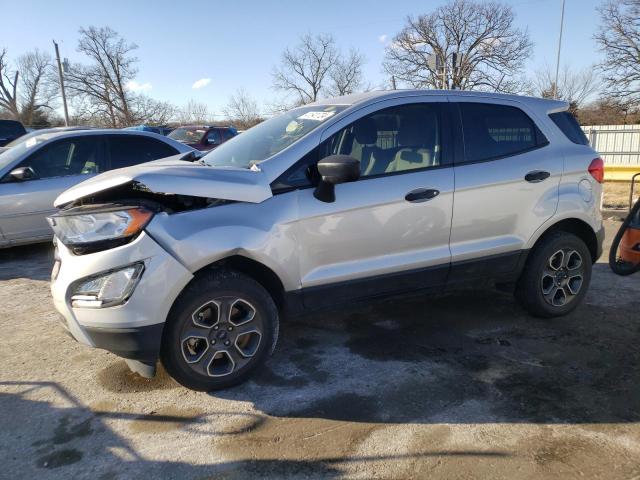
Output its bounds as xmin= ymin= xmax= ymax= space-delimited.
xmin=515 ymin=232 xmax=592 ymax=318
xmin=160 ymin=269 xmax=279 ymax=391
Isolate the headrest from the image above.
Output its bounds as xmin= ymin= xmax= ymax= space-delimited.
xmin=399 ymin=150 xmax=423 ymax=163
xmin=353 ymin=117 xmax=377 ymax=144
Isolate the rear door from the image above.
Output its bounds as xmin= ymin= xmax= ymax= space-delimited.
xmin=287 ymin=98 xmax=454 ymax=307
xmin=0 ymin=136 xmax=105 ymax=242
xmin=106 ymin=135 xmax=180 ymax=169
xmin=449 ymin=98 xmax=561 ymax=281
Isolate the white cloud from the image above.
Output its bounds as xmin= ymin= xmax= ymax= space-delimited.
xmin=378 ymin=34 xmax=388 ymax=44
xmin=125 ymin=80 xmax=152 ymax=93
xmin=192 ymin=78 xmax=211 ymax=89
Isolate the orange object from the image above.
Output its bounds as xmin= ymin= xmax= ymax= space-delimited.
xmin=619 ymin=223 xmax=640 ymax=264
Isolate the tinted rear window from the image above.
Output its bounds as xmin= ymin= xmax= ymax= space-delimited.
xmin=549 ymin=111 xmax=589 ymax=145
xmin=459 ymin=103 xmax=548 ymax=163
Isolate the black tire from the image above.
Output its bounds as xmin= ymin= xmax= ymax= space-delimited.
xmin=160 ymin=269 xmax=279 ymax=391
xmin=515 ymin=232 xmax=592 ymax=318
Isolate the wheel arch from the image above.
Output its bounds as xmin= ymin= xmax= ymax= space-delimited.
xmin=192 ymin=255 xmax=287 ymax=311
xmin=528 ymin=217 xmax=599 ymax=263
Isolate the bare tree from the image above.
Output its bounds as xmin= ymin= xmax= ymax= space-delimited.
xmin=17 ymin=49 xmax=56 ymax=125
xmin=65 ymin=26 xmax=138 ymax=126
xmin=0 ymin=49 xmax=20 ymax=119
xmin=272 ymin=33 xmax=366 ymax=104
xmin=383 ymin=0 xmax=532 ymax=92
xmin=595 ymin=0 xmax=640 ymax=108
xmin=529 ymin=64 xmax=600 ymax=113
xmin=272 ymin=33 xmax=338 ymax=105
xmin=223 ymin=88 xmax=262 ymax=128
xmin=327 ymin=49 xmax=366 ymax=96
xmin=176 ymin=99 xmax=211 ymax=124
xmin=0 ymin=48 xmax=57 ymax=125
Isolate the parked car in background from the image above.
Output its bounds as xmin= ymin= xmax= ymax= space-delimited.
xmin=0 ymin=129 xmax=194 ymax=247
xmin=168 ymin=125 xmax=237 ymax=151
xmin=49 ymin=90 xmax=604 ymax=391
xmin=0 ymin=120 xmax=27 ymax=147
xmin=0 ymin=126 xmax=96 ymax=154
xmin=124 ymin=125 xmax=173 ymax=136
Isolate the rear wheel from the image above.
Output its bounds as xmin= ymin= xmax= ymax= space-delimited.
xmin=515 ymin=232 xmax=592 ymax=318
xmin=161 ymin=269 xmax=279 ymax=391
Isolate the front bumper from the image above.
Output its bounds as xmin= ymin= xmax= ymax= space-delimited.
xmin=51 ymin=232 xmax=193 ymax=362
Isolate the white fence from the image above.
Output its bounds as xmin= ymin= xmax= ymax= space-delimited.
xmin=582 ymin=125 xmax=640 ymax=166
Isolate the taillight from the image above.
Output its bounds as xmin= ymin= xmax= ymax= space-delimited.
xmin=588 ymin=158 xmax=604 ymax=184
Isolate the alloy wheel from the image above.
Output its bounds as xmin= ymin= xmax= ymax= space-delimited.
xmin=179 ymin=297 xmax=263 ymax=377
xmin=540 ymin=249 xmax=585 ymax=307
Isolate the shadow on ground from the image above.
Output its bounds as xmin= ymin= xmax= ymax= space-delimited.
xmin=2 ymin=382 xmax=506 ymax=479
xmin=0 ymin=242 xmax=53 ymax=281
xmin=215 ymin=271 xmax=640 ymax=426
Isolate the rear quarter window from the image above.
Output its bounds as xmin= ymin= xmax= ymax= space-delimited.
xmin=549 ymin=111 xmax=589 ymax=145
xmin=459 ymin=103 xmax=548 ymax=163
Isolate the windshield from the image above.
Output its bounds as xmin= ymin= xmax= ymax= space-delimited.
xmin=202 ymin=104 xmax=348 ymax=169
xmin=169 ymin=127 xmax=206 ymax=143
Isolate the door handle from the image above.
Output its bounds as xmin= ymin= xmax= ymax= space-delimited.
xmin=405 ymin=188 xmax=440 ymax=203
xmin=525 ymin=170 xmax=551 ymax=183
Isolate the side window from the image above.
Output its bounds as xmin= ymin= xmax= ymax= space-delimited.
xmin=221 ymin=129 xmax=235 ymax=141
xmin=21 ymin=137 xmax=104 ymax=179
xmin=459 ymin=103 xmax=547 ymax=163
xmin=273 ymin=103 xmax=444 ymax=191
xmin=549 ymin=111 xmax=589 ymax=145
xmin=206 ymin=130 xmax=221 ymax=145
xmin=327 ymin=103 xmax=443 ymax=177
xmin=108 ymin=136 xmax=178 ymax=169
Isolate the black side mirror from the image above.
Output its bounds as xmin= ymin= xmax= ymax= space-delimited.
xmin=314 ymin=155 xmax=360 ymax=203
xmin=9 ymin=166 xmax=36 ymax=181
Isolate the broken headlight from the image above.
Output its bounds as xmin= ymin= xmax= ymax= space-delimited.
xmin=48 ymin=206 xmax=154 ymax=253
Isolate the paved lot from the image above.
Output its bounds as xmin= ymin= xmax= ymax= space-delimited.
xmin=0 ymin=219 xmax=639 ymax=479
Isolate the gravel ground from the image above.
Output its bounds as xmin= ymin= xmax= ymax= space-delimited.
xmin=0 ymin=219 xmax=639 ymax=479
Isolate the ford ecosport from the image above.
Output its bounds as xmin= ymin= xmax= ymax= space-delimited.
xmin=49 ymin=90 xmax=605 ymax=391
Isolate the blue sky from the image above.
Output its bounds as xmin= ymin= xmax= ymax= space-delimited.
xmin=1 ymin=0 xmax=603 ymax=117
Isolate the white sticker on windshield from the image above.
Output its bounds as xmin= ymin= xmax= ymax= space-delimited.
xmin=25 ymin=138 xmax=37 ymax=148
xmin=298 ymin=111 xmax=336 ymax=122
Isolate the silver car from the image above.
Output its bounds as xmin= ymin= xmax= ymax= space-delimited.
xmin=49 ymin=90 xmax=605 ymax=391
xmin=0 ymin=129 xmax=194 ymax=247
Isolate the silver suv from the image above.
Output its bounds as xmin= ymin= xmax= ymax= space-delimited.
xmin=50 ymin=90 xmax=605 ymax=391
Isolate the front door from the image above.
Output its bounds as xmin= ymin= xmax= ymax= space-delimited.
xmin=291 ymin=100 xmax=454 ymax=307
xmin=0 ymin=136 xmax=105 ymax=243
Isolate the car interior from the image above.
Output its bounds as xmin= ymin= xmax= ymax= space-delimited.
xmin=331 ymin=104 xmax=441 ymax=177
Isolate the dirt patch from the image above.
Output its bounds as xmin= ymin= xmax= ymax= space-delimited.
xmin=96 ymin=361 xmax=178 ymax=393
xmin=214 ymin=415 xmax=379 ymax=463
xmin=128 ymin=406 xmax=203 ymax=434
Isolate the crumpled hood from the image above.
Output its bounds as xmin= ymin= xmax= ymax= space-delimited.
xmin=54 ymin=154 xmax=273 ymax=207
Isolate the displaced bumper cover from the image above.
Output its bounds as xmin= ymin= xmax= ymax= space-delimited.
xmin=51 ymin=231 xmax=193 ymax=364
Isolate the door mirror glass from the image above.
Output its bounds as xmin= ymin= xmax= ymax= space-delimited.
xmin=9 ymin=166 xmax=36 ymax=181
xmin=314 ymin=155 xmax=360 ymax=202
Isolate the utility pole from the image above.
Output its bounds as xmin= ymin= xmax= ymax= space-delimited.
xmin=53 ymin=40 xmax=70 ymax=126
xmin=553 ymin=0 xmax=565 ymax=100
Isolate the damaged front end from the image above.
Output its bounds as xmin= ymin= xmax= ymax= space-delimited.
xmin=51 ymin=155 xmax=274 ymax=254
